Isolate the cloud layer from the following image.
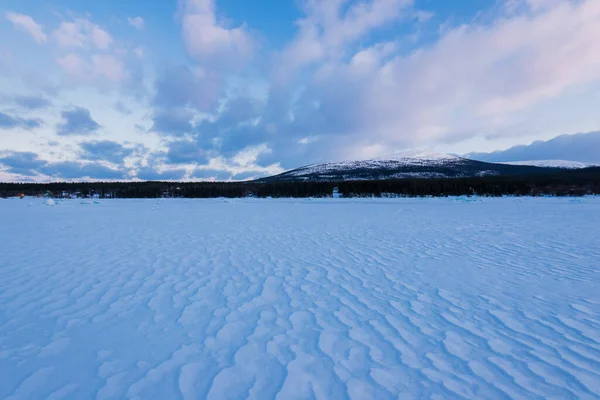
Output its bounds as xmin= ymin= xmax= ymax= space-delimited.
xmin=5 ymin=12 xmax=47 ymax=43
xmin=56 ymin=107 xmax=101 ymax=136
xmin=467 ymin=131 xmax=600 ymax=164
xmin=2 ymin=0 xmax=600 ymax=181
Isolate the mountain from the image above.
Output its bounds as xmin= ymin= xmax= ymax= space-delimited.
xmin=464 ymin=131 xmax=600 ymax=165
xmin=259 ymin=151 xmax=568 ymax=182
xmin=501 ymin=160 xmax=593 ymax=169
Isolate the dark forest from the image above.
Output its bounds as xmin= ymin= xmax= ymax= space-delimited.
xmin=2 ymin=168 xmax=600 ymax=198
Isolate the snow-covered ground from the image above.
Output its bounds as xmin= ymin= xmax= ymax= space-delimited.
xmin=1 ymin=197 xmax=600 ymax=399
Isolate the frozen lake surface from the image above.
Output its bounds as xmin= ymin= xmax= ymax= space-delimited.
xmin=1 ymin=197 xmax=599 ymax=399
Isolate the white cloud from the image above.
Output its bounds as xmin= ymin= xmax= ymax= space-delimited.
xmin=128 ymin=16 xmax=144 ymax=30
xmin=57 ymin=53 xmax=124 ymax=83
xmin=5 ymin=12 xmax=47 ymax=44
xmin=91 ymin=25 xmax=112 ymax=49
xmin=275 ymin=0 xmax=412 ymax=83
xmin=5 ymin=0 xmax=600 ymax=181
xmin=50 ymin=15 xmax=126 ymax=85
xmin=57 ymin=53 xmax=87 ymax=77
xmin=53 ymin=18 xmax=112 ymax=50
xmin=53 ymin=21 xmax=84 ymax=48
xmin=282 ymin=0 xmax=600 ymax=159
xmin=91 ymin=55 xmax=124 ymax=82
xmin=180 ymin=0 xmax=254 ymax=69
xmin=200 ymin=144 xmax=283 ymax=178
xmin=231 ymin=143 xmax=271 ymax=168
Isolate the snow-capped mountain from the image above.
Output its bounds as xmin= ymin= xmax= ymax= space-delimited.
xmin=501 ymin=160 xmax=593 ymax=169
xmin=260 ymin=151 xmax=568 ymax=182
xmin=283 ymin=152 xmax=463 ymax=177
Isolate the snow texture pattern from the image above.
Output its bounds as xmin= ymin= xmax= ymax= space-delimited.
xmin=1 ymin=197 xmax=600 ymax=399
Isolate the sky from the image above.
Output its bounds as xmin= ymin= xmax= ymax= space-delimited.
xmin=1 ymin=0 xmax=600 ymax=182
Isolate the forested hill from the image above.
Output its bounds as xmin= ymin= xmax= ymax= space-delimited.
xmin=257 ymin=153 xmax=573 ymax=182
xmin=1 ymin=167 xmax=600 ymax=198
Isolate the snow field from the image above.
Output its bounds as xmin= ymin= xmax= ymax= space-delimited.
xmin=1 ymin=197 xmax=599 ymax=399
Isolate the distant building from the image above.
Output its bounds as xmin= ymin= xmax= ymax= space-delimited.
xmin=332 ymin=187 xmax=342 ymax=198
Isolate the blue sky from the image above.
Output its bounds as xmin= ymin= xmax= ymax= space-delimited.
xmin=1 ymin=0 xmax=600 ymax=182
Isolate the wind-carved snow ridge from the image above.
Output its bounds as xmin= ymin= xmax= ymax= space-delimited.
xmin=1 ymin=197 xmax=600 ymax=399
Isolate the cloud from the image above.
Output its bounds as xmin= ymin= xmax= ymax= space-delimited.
xmin=40 ymin=161 xmax=127 ymax=180
xmin=5 ymin=0 xmax=600 ymax=182
xmin=0 ymin=151 xmax=46 ymax=176
xmin=53 ymin=18 xmax=112 ymax=49
xmin=192 ymin=168 xmax=232 ymax=181
xmin=136 ymin=166 xmax=187 ymax=181
xmin=79 ymin=140 xmax=134 ymax=164
xmin=57 ymin=53 xmax=87 ymax=78
xmin=198 ymin=96 xmax=267 ymax=156
xmin=180 ymin=0 xmax=254 ymax=69
xmin=146 ymin=1 xmax=261 ymax=169
xmin=164 ymin=139 xmax=210 ymax=165
xmin=50 ymin=16 xmax=128 ymax=85
xmin=153 ymin=65 xmax=220 ymax=112
xmin=114 ymin=101 xmax=132 ymax=115
xmin=150 ymin=108 xmax=194 ymax=137
xmin=11 ymin=95 xmax=52 ymax=110
xmin=0 ymin=111 xmax=42 ymax=129
xmin=275 ymin=0 xmax=412 ymax=84
xmin=262 ymin=0 xmax=600 ymax=163
xmin=57 ymin=53 xmax=125 ymax=83
xmin=152 ymin=94 xmax=267 ymax=155
xmin=91 ymin=54 xmax=124 ymax=82
xmin=231 ymin=171 xmax=258 ymax=181
xmin=466 ymin=131 xmax=600 ymax=164
xmin=128 ymin=17 xmax=144 ymax=30
xmin=5 ymin=12 xmax=47 ymax=44
xmin=56 ymin=107 xmax=101 ymax=136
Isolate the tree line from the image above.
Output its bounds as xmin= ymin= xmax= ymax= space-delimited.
xmin=1 ymin=168 xmax=599 ymax=199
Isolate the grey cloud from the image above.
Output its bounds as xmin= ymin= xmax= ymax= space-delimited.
xmin=80 ymin=140 xmax=134 ymax=164
xmin=12 ymin=95 xmax=52 ymax=109
xmin=0 ymin=151 xmax=46 ymax=176
xmin=56 ymin=107 xmax=101 ymax=136
xmin=0 ymin=111 xmax=42 ymax=129
xmin=192 ymin=168 xmax=232 ymax=181
xmin=136 ymin=166 xmax=187 ymax=181
xmin=114 ymin=101 xmax=132 ymax=115
xmin=153 ymin=65 xmax=220 ymax=112
xmin=149 ymin=65 xmax=223 ymax=141
xmin=40 ymin=161 xmax=127 ymax=180
xmin=0 ymin=150 xmax=131 ymax=181
xmin=120 ymin=57 xmax=149 ymax=101
xmin=466 ymin=131 xmax=600 ymax=164
xmin=141 ymin=1 xmax=600 ymax=173
xmin=199 ymin=97 xmax=267 ymax=156
xmin=151 ymin=96 xmax=270 ymax=165
xmin=151 ymin=108 xmax=194 ymax=136
xmin=165 ymin=139 xmax=210 ymax=165
xmin=135 ymin=124 xmax=147 ymax=133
